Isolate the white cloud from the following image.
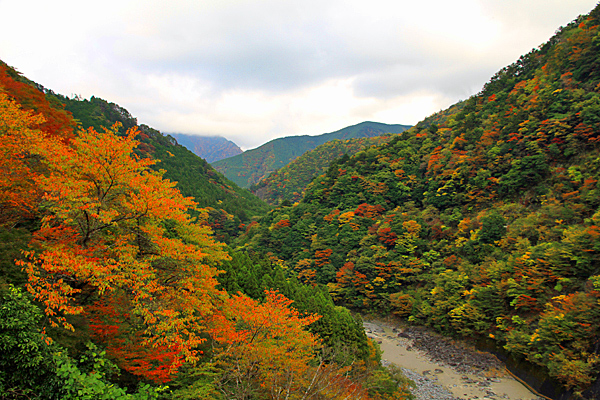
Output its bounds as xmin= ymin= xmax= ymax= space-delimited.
xmin=0 ymin=0 xmax=597 ymax=149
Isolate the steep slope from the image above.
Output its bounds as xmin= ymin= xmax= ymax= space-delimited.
xmin=170 ymin=133 xmax=243 ymax=163
xmin=252 ymin=135 xmax=396 ymax=206
xmin=211 ymin=121 xmax=411 ymax=188
xmin=0 ymin=61 xmax=408 ymax=400
xmin=0 ymin=61 xmax=74 ymax=140
xmin=51 ymin=93 xmax=270 ymax=233
xmin=0 ymin=61 xmax=77 ymax=286
xmin=237 ymin=6 xmax=600 ymax=397
xmin=0 ymin=61 xmax=270 ymax=239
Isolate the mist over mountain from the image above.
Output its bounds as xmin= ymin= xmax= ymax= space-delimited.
xmin=170 ymin=133 xmax=243 ymax=163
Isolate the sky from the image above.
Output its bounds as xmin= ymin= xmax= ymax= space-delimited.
xmin=1 ymin=0 xmax=598 ymax=150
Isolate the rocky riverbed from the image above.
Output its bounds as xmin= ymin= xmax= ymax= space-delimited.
xmin=364 ymin=320 xmax=546 ymax=400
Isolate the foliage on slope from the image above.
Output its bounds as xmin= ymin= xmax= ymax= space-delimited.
xmin=0 ymin=61 xmax=75 ymax=141
xmin=0 ymin=285 xmax=163 ymax=400
xmin=51 ymin=93 xmax=270 ymax=229
xmin=212 ymin=121 xmax=411 ymax=188
xmin=217 ymin=251 xmax=370 ymax=358
xmin=252 ymin=135 xmax=396 ymax=206
xmin=0 ymin=62 xmax=411 ymax=399
xmin=0 ymin=62 xmax=269 ymax=234
xmin=237 ymin=6 xmax=600 ymax=394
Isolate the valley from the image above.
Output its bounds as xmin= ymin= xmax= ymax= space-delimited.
xmin=1 ymin=3 xmax=600 ymax=399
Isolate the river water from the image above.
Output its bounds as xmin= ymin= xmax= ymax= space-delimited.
xmin=364 ymin=319 xmax=546 ymax=400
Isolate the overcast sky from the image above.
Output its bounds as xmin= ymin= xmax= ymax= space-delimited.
xmin=1 ymin=0 xmax=598 ymax=149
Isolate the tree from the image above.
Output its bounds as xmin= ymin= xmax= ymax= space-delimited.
xmin=16 ymin=122 xmax=229 ymax=379
xmin=0 ymin=93 xmax=46 ymax=226
xmin=478 ymin=211 xmax=506 ymax=244
xmin=0 ymin=62 xmax=74 ymax=141
xmin=0 ymin=285 xmax=59 ymax=398
xmin=0 ymin=285 xmax=161 ymax=400
xmin=87 ymin=294 xmax=183 ymax=383
xmin=208 ymin=290 xmax=321 ymax=399
xmin=207 ymin=290 xmax=404 ymax=400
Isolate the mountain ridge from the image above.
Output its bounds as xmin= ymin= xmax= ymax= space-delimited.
xmin=211 ymin=121 xmax=411 ymax=188
xmin=0 ymin=59 xmax=388 ymax=399
xmin=251 ymin=135 xmax=397 ymax=205
xmin=0 ymin=66 xmax=271 ymax=239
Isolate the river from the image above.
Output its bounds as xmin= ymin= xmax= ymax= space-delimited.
xmin=364 ymin=319 xmax=546 ymax=400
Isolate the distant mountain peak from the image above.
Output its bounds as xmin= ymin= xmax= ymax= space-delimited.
xmin=169 ymin=134 xmax=243 ymax=163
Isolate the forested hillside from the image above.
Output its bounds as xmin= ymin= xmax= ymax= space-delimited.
xmin=4 ymin=2 xmax=600 ymax=399
xmin=49 ymin=91 xmax=270 ymax=235
xmin=237 ymin=6 xmax=600 ymax=396
xmin=0 ymin=60 xmax=411 ymax=399
xmin=212 ymin=121 xmax=411 ymax=188
xmin=252 ymin=135 xmax=396 ymax=205
xmin=0 ymin=66 xmax=269 ymax=235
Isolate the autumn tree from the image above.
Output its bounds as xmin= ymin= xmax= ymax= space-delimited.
xmin=207 ymin=290 xmax=406 ymax=400
xmin=0 ymin=62 xmax=74 ymax=140
xmin=0 ymin=285 xmax=162 ymax=400
xmin=86 ymin=294 xmax=183 ymax=383
xmin=0 ymin=93 xmax=46 ymax=226
xmin=208 ymin=290 xmax=321 ymax=399
xmin=15 ymin=121 xmax=229 ymax=380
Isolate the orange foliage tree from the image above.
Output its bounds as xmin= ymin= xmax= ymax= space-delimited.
xmin=15 ymin=121 xmax=229 ymax=378
xmin=0 ymin=93 xmax=46 ymax=225
xmin=208 ymin=290 xmax=321 ymax=399
xmin=207 ymin=290 xmax=392 ymax=400
xmin=0 ymin=62 xmax=74 ymax=140
xmin=87 ymin=294 xmax=183 ymax=383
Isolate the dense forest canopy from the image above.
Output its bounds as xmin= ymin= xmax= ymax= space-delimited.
xmin=251 ymin=135 xmax=397 ymax=206
xmin=0 ymin=59 xmax=409 ymax=399
xmin=237 ymin=5 xmax=600 ymax=396
xmin=3 ymin=3 xmax=600 ymax=399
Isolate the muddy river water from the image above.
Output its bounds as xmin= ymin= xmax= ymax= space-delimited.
xmin=364 ymin=319 xmax=545 ymax=400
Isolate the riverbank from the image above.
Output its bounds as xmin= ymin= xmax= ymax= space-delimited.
xmin=364 ymin=319 xmax=546 ymax=400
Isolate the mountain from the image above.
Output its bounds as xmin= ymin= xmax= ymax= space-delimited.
xmin=252 ymin=135 xmax=397 ymax=206
xmin=170 ymin=133 xmax=243 ymax=163
xmin=53 ymin=94 xmax=269 ymax=241
xmin=0 ymin=60 xmax=401 ymax=400
xmin=211 ymin=121 xmax=411 ymax=188
xmin=237 ymin=6 xmax=600 ymax=398
xmin=0 ymin=67 xmax=271 ymax=241
xmin=54 ymin=93 xmax=268 ymax=224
